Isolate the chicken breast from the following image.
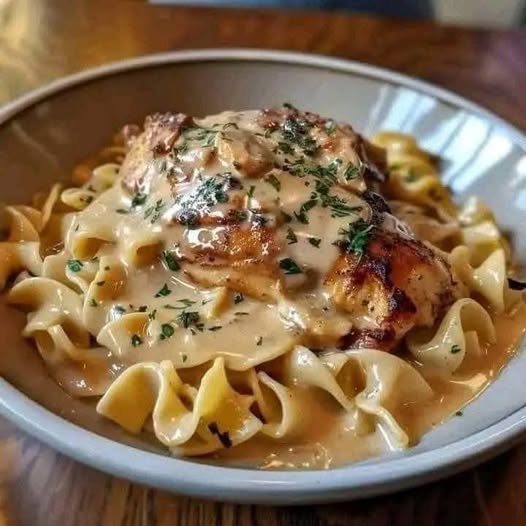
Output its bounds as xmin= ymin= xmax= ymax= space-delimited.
xmin=116 ymin=106 xmax=461 ymax=350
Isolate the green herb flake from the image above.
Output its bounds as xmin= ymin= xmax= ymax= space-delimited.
xmin=279 ymin=258 xmax=302 ymax=275
xmin=162 ymin=251 xmax=180 ymax=272
xmin=148 ymin=309 xmax=157 ymax=321
xmin=325 ymin=121 xmax=337 ymax=135
xmin=308 ymin=237 xmax=321 ymax=248
xmin=455 ymin=411 xmax=463 ymax=417
xmin=450 ymin=344 xmax=462 ymax=354
xmin=256 ymin=336 xmax=263 ymax=346
xmin=294 ymin=198 xmax=318 ymax=224
xmin=344 ymin=164 xmax=361 ymax=181
xmin=182 ymin=354 xmax=188 ymax=363
xmin=131 ymin=192 xmax=147 ymax=207
xmin=233 ymin=292 xmax=244 ymax=305
xmin=277 ymin=142 xmax=294 ymax=155
xmin=137 ymin=305 xmax=148 ymax=312
xmin=96 ymin=280 xmax=105 ymax=287
xmin=247 ymin=185 xmax=256 ymax=199
xmin=155 ymin=283 xmax=172 ymax=298
xmin=160 ymin=323 xmax=175 ymax=340
xmin=115 ymin=208 xmax=129 ymax=214
xmin=286 ymin=227 xmax=298 ymax=245
xmin=281 ymin=211 xmax=293 ymax=223
xmin=405 ymin=168 xmax=420 ymax=183
xmin=265 ymin=174 xmax=281 ymax=192
xmin=112 ymin=305 xmax=126 ymax=316
xmin=131 ymin=334 xmax=143 ymax=347
xmin=337 ymin=219 xmax=374 ymax=257
xmin=89 ymin=299 xmax=98 ymax=307
xmin=281 ymin=117 xmax=318 ymax=156
xmin=67 ymin=259 xmax=83 ymax=273
xmin=176 ymin=311 xmax=201 ymax=329
xmin=235 ymin=311 xmax=250 ymax=316
xmin=208 ymin=326 xmax=222 ymax=332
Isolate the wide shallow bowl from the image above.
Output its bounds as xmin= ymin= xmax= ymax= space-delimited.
xmin=0 ymin=49 xmax=525 ymax=505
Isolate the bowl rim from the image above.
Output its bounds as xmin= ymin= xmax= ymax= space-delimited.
xmin=1 ymin=48 xmax=525 ymax=504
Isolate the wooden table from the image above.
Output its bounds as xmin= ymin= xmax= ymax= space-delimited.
xmin=0 ymin=1 xmax=525 ymax=525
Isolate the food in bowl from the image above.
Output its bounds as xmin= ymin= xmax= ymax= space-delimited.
xmin=1 ymin=105 xmax=524 ymax=469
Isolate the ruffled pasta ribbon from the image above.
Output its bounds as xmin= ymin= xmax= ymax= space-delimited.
xmin=407 ymin=298 xmax=496 ymax=374
xmin=371 ymin=131 xmax=457 ymax=220
xmin=0 ymin=184 xmax=62 ymax=289
xmin=96 ymin=347 xmax=433 ymax=455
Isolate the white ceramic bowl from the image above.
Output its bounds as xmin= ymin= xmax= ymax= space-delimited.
xmin=0 ymin=49 xmax=525 ymax=504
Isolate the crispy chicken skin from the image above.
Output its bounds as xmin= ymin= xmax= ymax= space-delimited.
xmin=117 ymin=107 xmax=461 ymax=351
xmin=327 ymin=229 xmax=460 ymax=349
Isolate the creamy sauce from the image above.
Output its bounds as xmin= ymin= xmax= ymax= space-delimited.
xmin=2 ymin=107 xmax=526 ymax=470
xmin=212 ymin=305 xmax=526 ymax=469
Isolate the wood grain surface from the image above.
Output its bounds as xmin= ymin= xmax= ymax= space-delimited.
xmin=0 ymin=1 xmax=525 ymax=525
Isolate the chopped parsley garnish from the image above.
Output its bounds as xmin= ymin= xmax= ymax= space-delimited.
xmin=182 ymin=354 xmax=188 ymax=363
xmin=116 ymin=208 xmax=129 ymax=214
xmin=160 ymin=323 xmax=175 ymax=340
xmin=256 ymin=336 xmax=263 ymax=346
xmin=162 ymin=251 xmax=180 ymax=272
xmin=265 ymin=173 xmax=281 ymax=192
xmin=131 ymin=192 xmax=147 ymax=207
xmin=208 ymin=422 xmax=232 ymax=448
xmin=277 ymin=142 xmax=294 ymax=154
xmin=450 ymin=344 xmax=461 ymax=354
xmin=337 ymin=219 xmax=374 ymax=256
xmin=148 ymin=309 xmax=157 ymax=320
xmin=279 ymin=258 xmax=302 ymax=275
xmin=144 ymin=199 xmax=165 ymax=223
xmin=131 ymin=334 xmax=143 ymax=347
xmin=344 ymin=164 xmax=361 ymax=181
xmin=104 ymin=265 xmax=110 ymax=271
xmin=308 ymin=237 xmax=321 ymax=248
xmin=321 ymin=194 xmax=362 ymax=218
xmin=233 ymin=292 xmax=244 ymax=304
xmin=89 ymin=299 xmax=98 ymax=307
xmin=67 ymin=259 xmax=83 ymax=273
xmin=235 ymin=312 xmax=250 ymax=316
xmin=96 ymin=280 xmax=105 ymax=286
xmin=294 ymin=198 xmax=318 ymax=224
xmin=208 ymin=326 xmax=222 ymax=332
xmin=325 ymin=121 xmax=337 ymax=135
xmin=286 ymin=227 xmax=298 ymax=244
xmin=281 ymin=211 xmax=293 ymax=223
xmin=288 ymin=159 xmax=362 ymax=219
xmin=175 ymin=176 xmax=230 ymax=224
xmin=155 ymin=283 xmax=172 ymax=297
xmin=185 ymin=126 xmax=219 ymax=146
xmin=455 ymin=411 xmax=463 ymax=416
xmin=247 ymin=185 xmax=256 ymax=199
xmin=405 ymin=169 xmax=419 ymax=183
xmin=176 ymin=311 xmax=202 ymax=330
xmin=282 ymin=102 xmax=296 ymax=110
xmin=137 ymin=305 xmax=148 ymax=312
xmin=281 ymin=117 xmax=318 ymax=156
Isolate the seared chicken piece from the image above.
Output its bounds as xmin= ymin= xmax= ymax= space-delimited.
xmin=326 ymin=229 xmax=460 ymax=349
xmin=116 ymin=106 xmax=461 ymax=351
